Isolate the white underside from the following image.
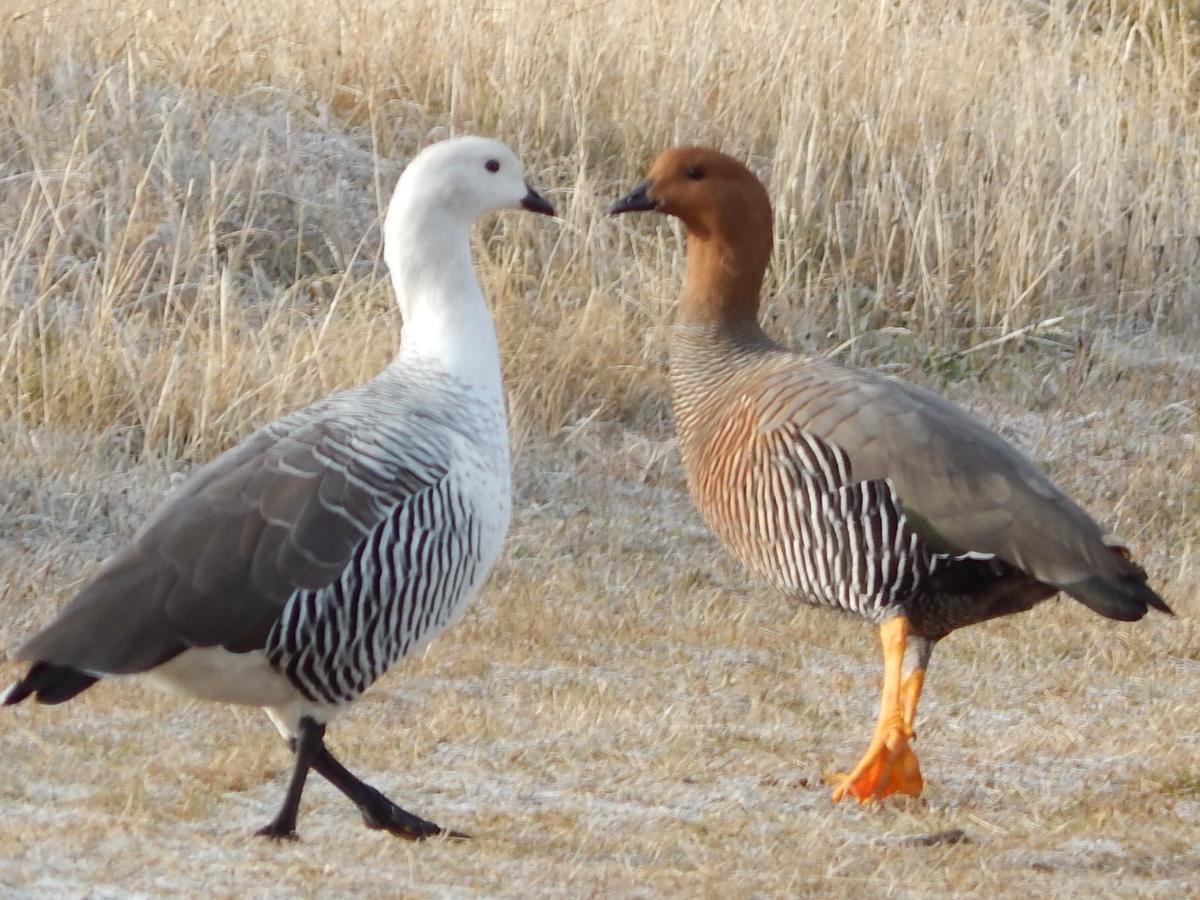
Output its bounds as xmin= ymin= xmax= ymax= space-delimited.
xmin=146 ymin=646 xmax=341 ymax=740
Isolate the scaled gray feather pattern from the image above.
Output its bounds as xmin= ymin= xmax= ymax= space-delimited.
xmin=15 ymin=374 xmax=460 ymax=681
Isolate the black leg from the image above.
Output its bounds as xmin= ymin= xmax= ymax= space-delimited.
xmin=256 ymin=717 xmax=325 ymax=840
xmin=310 ymin=742 xmax=468 ymax=841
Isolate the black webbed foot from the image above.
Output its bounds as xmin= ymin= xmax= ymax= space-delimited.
xmin=308 ymin=739 xmax=468 ymax=840
xmin=255 ymin=820 xmax=300 ymax=841
xmin=358 ymin=793 xmax=469 ymax=840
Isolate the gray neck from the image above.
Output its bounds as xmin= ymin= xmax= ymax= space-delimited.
xmin=668 ymin=318 xmax=779 ymax=437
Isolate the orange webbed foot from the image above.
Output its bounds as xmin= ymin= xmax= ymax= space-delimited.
xmin=826 ymin=725 xmax=924 ymax=803
xmin=826 ymin=616 xmax=929 ymax=803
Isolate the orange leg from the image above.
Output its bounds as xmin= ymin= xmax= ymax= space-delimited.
xmin=901 ymin=666 xmax=925 ymax=735
xmin=827 ymin=616 xmax=925 ymax=803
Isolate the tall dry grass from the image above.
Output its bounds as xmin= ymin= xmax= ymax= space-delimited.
xmin=2 ymin=0 xmax=1197 ymax=463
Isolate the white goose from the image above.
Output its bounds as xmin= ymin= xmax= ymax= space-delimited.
xmin=4 ymin=136 xmax=554 ymax=840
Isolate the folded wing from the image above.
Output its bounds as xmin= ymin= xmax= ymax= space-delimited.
xmin=755 ymin=357 xmax=1170 ymax=621
xmin=17 ymin=407 xmax=447 ymax=674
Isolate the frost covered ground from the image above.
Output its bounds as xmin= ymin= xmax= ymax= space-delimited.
xmin=2 ymin=0 xmax=1199 ymax=896
xmin=3 ymin=408 xmax=1198 ymax=897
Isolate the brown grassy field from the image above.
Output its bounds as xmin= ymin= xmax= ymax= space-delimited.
xmin=2 ymin=0 xmax=1199 ymax=896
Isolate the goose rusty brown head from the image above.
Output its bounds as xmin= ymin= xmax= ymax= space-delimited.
xmin=609 ymin=147 xmax=774 ymax=328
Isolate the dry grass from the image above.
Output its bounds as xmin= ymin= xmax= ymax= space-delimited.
xmin=1 ymin=0 xmax=1199 ymax=896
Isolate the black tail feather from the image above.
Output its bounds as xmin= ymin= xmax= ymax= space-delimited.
xmin=3 ymin=661 xmax=99 ymax=705
xmin=1064 ymin=574 xmax=1174 ymax=622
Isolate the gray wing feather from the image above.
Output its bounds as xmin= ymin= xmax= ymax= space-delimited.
xmin=755 ymin=357 xmax=1137 ymax=589
xmin=17 ymin=405 xmax=447 ymax=674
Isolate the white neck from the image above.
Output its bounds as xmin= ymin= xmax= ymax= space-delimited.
xmin=383 ymin=186 xmax=503 ymax=393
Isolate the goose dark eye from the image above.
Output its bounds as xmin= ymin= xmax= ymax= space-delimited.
xmin=685 ymin=165 xmax=704 ymax=180
xmin=485 ymin=159 xmax=500 ymax=173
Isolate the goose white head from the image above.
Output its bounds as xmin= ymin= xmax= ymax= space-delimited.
xmin=383 ymin=136 xmax=553 ymax=383
xmin=388 ymin=136 xmax=553 ymax=228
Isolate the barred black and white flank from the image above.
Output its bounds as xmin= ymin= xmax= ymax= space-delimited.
xmin=4 ymin=136 xmax=555 ymax=840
